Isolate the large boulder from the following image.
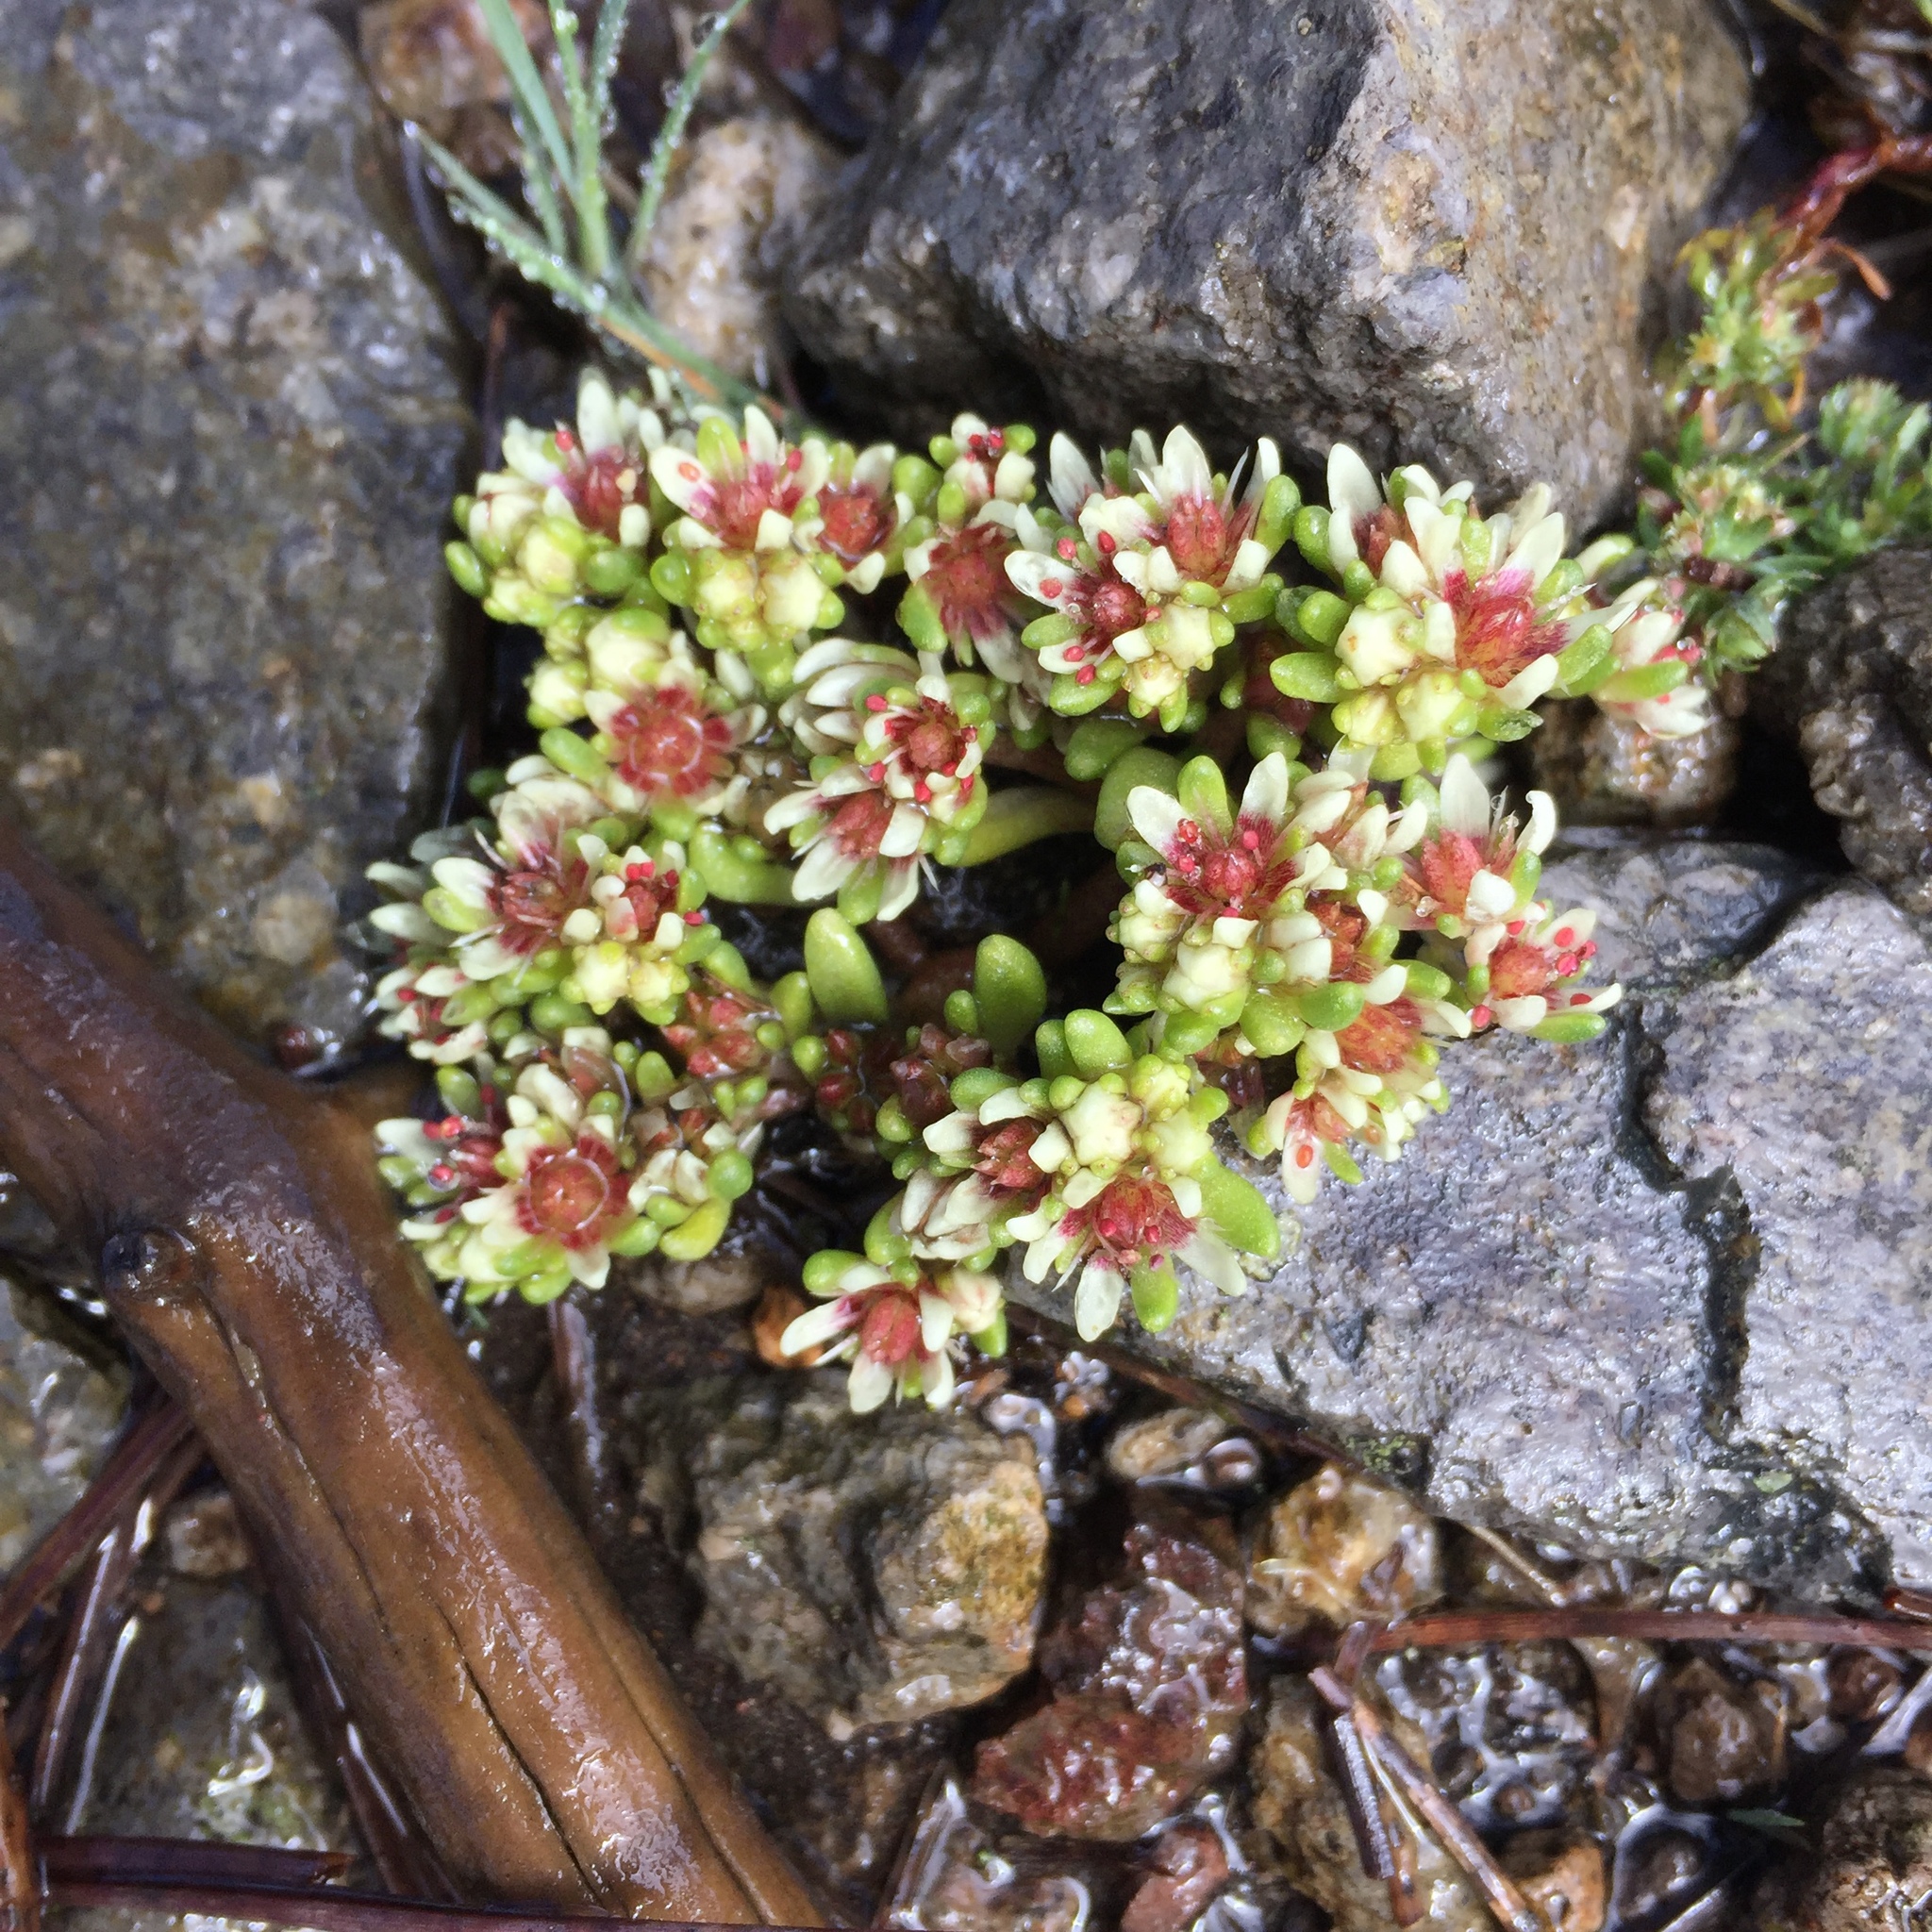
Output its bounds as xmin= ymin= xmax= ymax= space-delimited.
xmin=783 ymin=0 xmax=1749 ymax=525
xmin=1755 ymin=545 xmax=1932 ymax=932
xmin=1013 ymin=838 xmax=1932 ymax=1599
xmin=0 ymin=0 xmax=472 ymax=1050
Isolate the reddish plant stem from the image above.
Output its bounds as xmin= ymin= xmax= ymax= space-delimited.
xmin=0 ymin=1720 xmax=35 ymax=1932
xmin=260 ymin=1593 xmax=458 ymax=1902
xmin=548 ymin=1296 xmax=616 ymax=1525
xmin=1309 ymin=1669 xmax=1538 ymax=1932
xmin=40 ymin=1877 xmax=824 ymax=1932
xmin=1365 ymin=1606 xmax=1932 ymax=1654
xmin=27 ymin=1526 xmax=139 ymax=1821
xmin=1001 ymin=1304 xmax=1330 ymax=1457
xmin=0 ymin=1402 xmax=192 ymax=1657
xmin=38 ymin=1837 xmax=353 ymax=1888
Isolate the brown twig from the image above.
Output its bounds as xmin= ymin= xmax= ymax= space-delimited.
xmin=38 ymin=1837 xmax=352 ymax=1888
xmin=1002 ymin=1304 xmax=1330 ymax=1458
xmin=261 ymin=1597 xmax=458 ymax=1902
xmin=27 ymin=1525 xmax=140 ymax=1821
xmin=547 ymin=1296 xmax=615 ymax=1524
xmin=1364 ymin=1605 xmax=1932 ymax=1654
xmin=0 ymin=1718 xmax=35 ymax=1932
xmin=1309 ymin=1669 xmax=1539 ymax=1932
xmin=40 ymin=1876 xmax=824 ymax=1932
xmin=0 ymin=1402 xmax=192 ymax=1657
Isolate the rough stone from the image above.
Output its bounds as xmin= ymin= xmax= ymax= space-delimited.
xmin=1245 ymin=1461 xmax=1441 ymax=1640
xmin=676 ymin=1373 xmax=1048 ymax=1734
xmin=782 ymin=0 xmax=1749 ymax=525
xmin=639 ymin=114 xmax=841 ymax=391
xmin=0 ymin=0 xmax=471 ymax=1050
xmin=1756 ymin=545 xmax=1932 ymax=931
xmin=1751 ymin=1766 xmax=1932 ymax=1932
xmin=1008 ymin=838 xmax=1932 ymax=1596
xmin=0 ymin=1274 xmax=125 ymax=1574
xmin=1531 ymin=699 xmax=1742 ymax=826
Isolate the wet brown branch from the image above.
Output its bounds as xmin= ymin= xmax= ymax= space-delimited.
xmin=38 ymin=1836 xmax=353 ymax=1887
xmin=0 ymin=820 xmax=819 ymax=1927
xmin=0 ymin=1722 xmax=35 ymax=1932
xmin=40 ymin=1875 xmax=824 ymax=1932
xmin=1364 ymin=1605 xmax=1932 ymax=1654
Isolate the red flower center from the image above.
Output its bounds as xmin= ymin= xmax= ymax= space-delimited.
xmin=608 ymin=685 xmax=735 ymax=800
xmin=857 ymin=1286 xmax=925 ymax=1367
xmin=1487 ymin=939 xmax=1555 ymax=1002
xmin=1164 ymin=492 xmax=1255 ymax=584
xmin=1084 ymin=572 xmax=1148 ymax=643
xmin=1413 ymin=829 xmax=1504 ymax=918
xmin=1162 ymin=817 xmax=1296 ymax=922
xmin=1308 ymin=895 xmax=1369 ymax=975
xmin=704 ymin=463 xmax=804 ymax=551
xmin=1063 ymin=1174 xmax=1193 ymax=1273
xmin=1335 ymin=997 xmax=1423 ymax=1075
xmin=974 ymin=1118 xmax=1052 ymax=1204
xmin=923 ymin=524 xmax=1016 ymax=642
xmin=819 ymin=485 xmax=891 ymax=564
xmin=559 ymin=445 xmax=643 ymax=542
xmin=1355 ymin=505 xmax=1405 ymax=575
xmin=490 ymin=851 xmax=591 ymax=956
xmin=827 ymin=788 xmax=898 ymax=862
xmin=519 ymin=1136 xmax=624 ymax=1249
xmin=1444 ymin=568 xmax=1565 ymax=688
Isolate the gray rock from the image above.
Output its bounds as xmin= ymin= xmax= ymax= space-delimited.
xmin=0 ymin=1274 xmax=125 ymax=1574
xmin=668 ymin=1374 xmax=1049 ymax=1736
xmin=1645 ymin=881 xmax=1932 ymax=1586
xmin=1756 ymin=545 xmax=1932 ymax=930
xmin=0 ymin=0 xmax=471 ymax=1050
xmin=59 ymin=1571 xmax=356 ymax=1932
xmin=1010 ymin=839 xmax=1932 ymax=1597
xmin=782 ymin=0 xmax=1748 ymax=525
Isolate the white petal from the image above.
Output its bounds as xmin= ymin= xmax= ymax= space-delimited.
xmin=848 ymin=1352 xmax=895 ymax=1413
xmin=1181 ymin=1230 xmax=1244 ymax=1296
xmin=1437 ymin=754 xmax=1491 ymax=838
xmin=1126 ymin=785 xmax=1188 ymax=856
xmin=1325 ymin=445 xmax=1381 ymax=565
xmin=1241 ymin=752 xmax=1289 ymax=827
xmin=1074 ymin=1259 xmax=1124 ymax=1341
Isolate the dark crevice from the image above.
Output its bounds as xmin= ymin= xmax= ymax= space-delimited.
xmin=1615 ymin=994 xmax=1892 ymax=1603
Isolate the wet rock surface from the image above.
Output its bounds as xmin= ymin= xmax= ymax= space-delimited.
xmin=1752 ymin=1765 xmax=1932 ymax=1932
xmin=1756 ymin=544 xmax=1932 ymax=931
xmin=0 ymin=1276 xmax=125 ymax=1575
xmin=0 ymin=0 xmax=471 ymax=1049
xmin=971 ymin=1509 xmax=1246 ymax=1841
xmin=1009 ymin=838 xmax=1932 ymax=1597
xmin=657 ymin=1371 xmax=1049 ymax=1734
xmin=783 ymin=0 xmax=1749 ymax=525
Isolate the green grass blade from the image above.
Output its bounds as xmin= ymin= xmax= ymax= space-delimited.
xmin=549 ymin=1 xmax=610 ymax=277
xmin=625 ymin=0 xmax=758 ymax=277
xmin=418 ymin=130 xmax=590 ymax=310
xmin=478 ymin=0 xmax=575 ymax=198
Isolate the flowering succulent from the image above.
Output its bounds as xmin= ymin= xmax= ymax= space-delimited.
xmin=1007 ymin=426 xmax=1296 ymax=732
xmin=648 ymin=407 xmax=846 ymax=693
xmin=894 ymin=418 xmax=1041 ymax=700
xmin=781 ymin=1251 xmax=1006 ymax=1412
xmin=446 ymin=369 xmax=685 ymax=641
xmin=795 ymin=437 xmax=910 ymax=593
xmin=1272 ymin=448 xmax=1625 ymax=778
xmin=765 ymin=641 xmax=994 ymax=921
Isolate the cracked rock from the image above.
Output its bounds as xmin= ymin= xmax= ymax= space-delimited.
xmin=1644 ymin=880 xmax=1932 ymax=1586
xmin=1005 ymin=838 xmax=1932 ymax=1595
xmin=1756 ymin=545 xmax=1932 ymax=931
xmin=782 ymin=0 xmax=1748 ymax=526
xmin=0 ymin=0 xmax=470 ymax=1051
xmin=668 ymin=1373 xmax=1049 ymax=1735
